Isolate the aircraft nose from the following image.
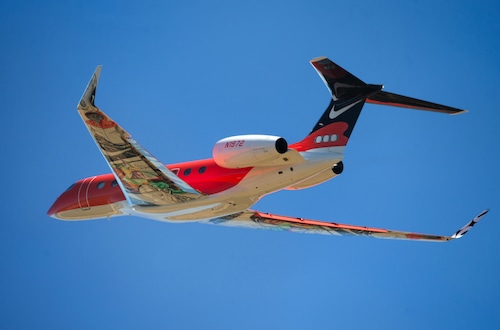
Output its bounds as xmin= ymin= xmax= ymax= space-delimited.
xmin=47 ymin=183 xmax=78 ymax=219
xmin=47 ymin=195 xmax=65 ymax=219
xmin=47 ymin=200 xmax=60 ymax=218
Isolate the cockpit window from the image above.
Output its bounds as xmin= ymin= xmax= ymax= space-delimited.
xmin=65 ymin=183 xmax=75 ymax=191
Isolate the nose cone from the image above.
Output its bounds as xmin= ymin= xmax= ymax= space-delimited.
xmin=47 ymin=198 xmax=63 ymax=219
xmin=47 ymin=192 xmax=69 ymax=219
xmin=47 ymin=202 xmax=57 ymax=218
xmin=47 ymin=183 xmax=78 ymax=220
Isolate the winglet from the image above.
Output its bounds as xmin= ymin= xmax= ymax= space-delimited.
xmin=450 ymin=209 xmax=489 ymax=239
xmin=79 ymin=65 xmax=102 ymax=109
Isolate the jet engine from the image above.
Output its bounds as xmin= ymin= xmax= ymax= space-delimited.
xmin=213 ymin=134 xmax=288 ymax=168
xmin=332 ymin=161 xmax=344 ymax=174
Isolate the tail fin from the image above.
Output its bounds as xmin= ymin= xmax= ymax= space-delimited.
xmin=291 ymin=57 xmax=381 ymax=151
xmin=291 ymin=57 xmax=467 ymax=152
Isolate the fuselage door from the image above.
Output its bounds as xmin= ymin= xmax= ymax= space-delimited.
xmin=78 ymin=176 xmax=96 ymax=211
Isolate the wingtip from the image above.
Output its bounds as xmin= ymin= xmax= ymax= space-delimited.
xmin=310 ymin=56 xmax=328 ymax=63
xmin=450 ymin=209 xmax=489 ymax=239
xmin=94 ymin=65 xmax=103 ymax=81
xmin=78 ymin=65 xmax=103 ymax=109
xmin=450 ymin=109 xmax=469 ymax=115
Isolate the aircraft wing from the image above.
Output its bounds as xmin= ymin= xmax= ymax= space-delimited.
xmin=207 ymin=209 xmax=489 ymax=242
xmin=77 ymin=66 xmax=203 ymax=206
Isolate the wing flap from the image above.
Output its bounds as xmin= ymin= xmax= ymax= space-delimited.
xmin=206 ymin=209 xmax=489 ymax=242
xmin=77 ymin=66 xmax=203 ymax=206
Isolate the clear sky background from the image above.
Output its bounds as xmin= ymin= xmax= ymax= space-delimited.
xmin=1 ymin=1 xmax=499 ymax=329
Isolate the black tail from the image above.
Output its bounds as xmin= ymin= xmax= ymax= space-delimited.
xmin=309 ymin=57 xmax=383 ymax=136
xmin=291 ymin=57 xmax=381 ymax=151
xmin=291 ymin=57 xmax=466 ymax=152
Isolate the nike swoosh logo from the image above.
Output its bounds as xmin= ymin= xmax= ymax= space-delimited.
xmin=329 ymin=99 xmax=363 ymax=119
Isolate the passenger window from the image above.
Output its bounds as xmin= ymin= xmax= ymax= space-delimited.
xmin=111 ymin=180 xmax=118 ymax=187
xmin=97 ymin=182 xmax=105 ymax=189
xmin=184 ymin=168 xmax=192 ymax=176
xmin=198 ymin=166 xmax=207 ymax=174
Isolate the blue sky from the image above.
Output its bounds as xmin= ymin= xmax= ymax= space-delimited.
xmin=1 ymin=0 xmax=499 ymax=329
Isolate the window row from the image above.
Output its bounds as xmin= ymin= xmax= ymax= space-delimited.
xmin=66 ymin=179 xmax=120 ymax=192
xmin=96 ymin=180 xmax=119 ymax=190
xmin=176 ymin=166 xmax=207 ymax=176
xmin=66 ymin=166 xmax=208 ymax=193
xmin=314 ymin=134 xmax=338 ymax=143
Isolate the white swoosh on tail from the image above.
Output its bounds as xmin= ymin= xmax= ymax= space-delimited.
xmin=329 ymin=99 xmax=363 ymax=120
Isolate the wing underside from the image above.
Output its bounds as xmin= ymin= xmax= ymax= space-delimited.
xmin=207 ymin=209 xmax=489 ymax=242
xmin=77 ymin=66 xmax=203 ymax=206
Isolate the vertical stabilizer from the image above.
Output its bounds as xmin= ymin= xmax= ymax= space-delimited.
xmin=291 ymin=57 xmax=381 ymax=151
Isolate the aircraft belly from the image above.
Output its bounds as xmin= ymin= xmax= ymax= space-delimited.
xmin=131 ymin=191 xmax=258 ymax=222
xmin=131 ymin=163 xmax=335 ymax=221
xmin=236 ymin=154 xmax=341 ymax=196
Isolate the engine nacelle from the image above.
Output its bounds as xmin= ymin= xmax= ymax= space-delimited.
xmin=332 ymin=161 xmax=344 ymax=175
xmin=212 ymin=134 xmax=288 ymax=168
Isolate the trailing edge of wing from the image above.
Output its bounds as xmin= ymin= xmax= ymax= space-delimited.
xmin=207 ymin=209 xmax=489 ymax=242
xmin=77 ymin=66 xmax=203 ymax=206
xmin=367 ymin=91 xmax=467 ymax=115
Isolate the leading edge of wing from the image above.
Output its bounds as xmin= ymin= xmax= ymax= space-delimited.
xmin=77 ymin=66 xmax=203 ymax=206
xmin=206 ymin=209 xmax=489 ymax=242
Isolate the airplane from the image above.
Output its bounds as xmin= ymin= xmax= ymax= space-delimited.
xmin=47 ymin=57 xmax=489 ymax=242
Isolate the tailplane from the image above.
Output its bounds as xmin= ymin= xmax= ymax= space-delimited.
xmin=366 ymin=91 xmax=467 ymax=114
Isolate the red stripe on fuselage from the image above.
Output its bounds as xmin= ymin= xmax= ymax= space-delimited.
xmin=289 ymin=122 xmax=349 ymax=151
xmin=167 ymin=158 xmax=252 ymax=194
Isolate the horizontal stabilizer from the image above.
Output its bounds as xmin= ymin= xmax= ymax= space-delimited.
xmin=367 ymin=91 xmax=467 ymax=114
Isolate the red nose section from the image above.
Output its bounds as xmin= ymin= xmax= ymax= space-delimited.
xmin=47 ymin=182 xmax=82 ymax=219
xmin=48 ymin=174 xmax=127 ymax=220
xmin=47 ymin=201 xmax=59 ymax=218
